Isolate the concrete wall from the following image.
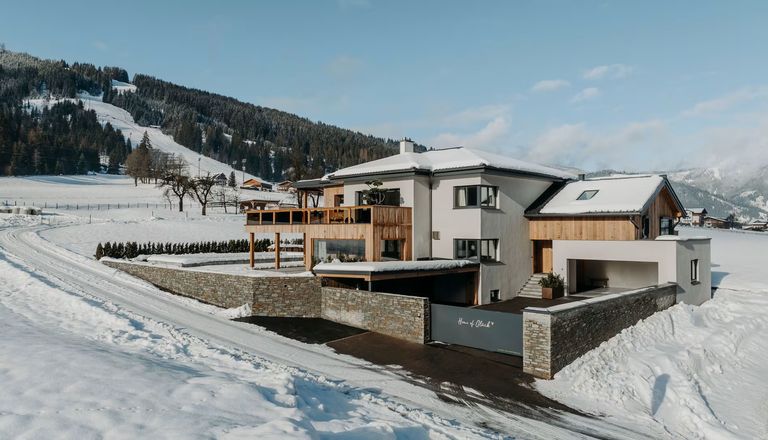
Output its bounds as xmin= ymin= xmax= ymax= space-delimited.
xmin=523 ymin=283 xmax=677 ymax=379
xmin=429 ymin=175 xmax=482 ymax=260
xmin=342 ymin=175 xmax=432 ymax=260
xmin=102 ymin=260 xmax=322 ymax=317
xmin=578 ymin=260 xmax=659 ymax=289
xmin=552 ymin=237 xmax=711 ymax=305
xmin=480 ymin=174 xmax=553 ymax=303
xmin=321 ymin=287 xmax=430 ymax=343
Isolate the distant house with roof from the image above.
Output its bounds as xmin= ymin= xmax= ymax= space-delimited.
xmin=743 ymin=219 xmax=768 ymax=231
xmin=686 ymin=208 xmax=708 ymax=226
xmin=211 ymin=173 xmax=228 ymax=186
xmin=240 ymin=178 xmax=273 ymax=191
xmin=704 ymin=215 xmax=729 ymax=229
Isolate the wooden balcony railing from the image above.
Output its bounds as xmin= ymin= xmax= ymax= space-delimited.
xmin=246 ymin=205 xmax=411 ymax=227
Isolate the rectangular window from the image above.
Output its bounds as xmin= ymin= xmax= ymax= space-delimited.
xmin=691 ymin=259 xmax=699 ymax=283
xmin=454 ymin=239 xmax=499 ymax=262
xmin=380 ymin=239 xmax=403 ymax=261
xmin=660 ymin=217 xmax=675 ymax=236
xmin=313 ymin=239 xmax=365 ymax=266
xmin=490 ymin=289 xmax=501 ymax=302
xmin=454 ymin=185 xmax=498 ymax=208
xmin=333 ymin=194 xmax=344 ymax=207
xmin=356 ymin=188 xmax=401 ymax=206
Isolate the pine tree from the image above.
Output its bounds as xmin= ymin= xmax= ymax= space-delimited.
xmin=228 ymin=171 xmax=236 ymax=188
xmin=95 ymin=243 xmax=104 ymax=260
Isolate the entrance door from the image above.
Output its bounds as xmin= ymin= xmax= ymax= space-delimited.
xmin=533 ymin=240 xmax=553 ymax=273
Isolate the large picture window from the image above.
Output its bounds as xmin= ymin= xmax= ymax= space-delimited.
xmin=313 ymin=239 xmax=365 ymax=266
xmin=454 ymin=185 xmax=498 ymax=208
xmin=454 ymin=239 xmax=499 ymax=262
xmin=356 ymin=188 xmax=401 ymax=206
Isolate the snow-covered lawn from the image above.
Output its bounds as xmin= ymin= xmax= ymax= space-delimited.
xmin=537 ymin=226 xmax=768 ymax=439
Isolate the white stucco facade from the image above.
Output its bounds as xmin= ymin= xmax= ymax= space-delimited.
xmin=551 ymin=237 xmax=712 ymax=306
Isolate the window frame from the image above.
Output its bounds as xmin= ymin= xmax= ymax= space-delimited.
xmin=453 ymin=185 xmax=499 ymax=209
xmin=453 ymin=238 xmax=500 ymax=262
xmin=690 ymin=259 xmax=700 ymax=284
xmin=577 ymin=189 xmax=599 ymax=200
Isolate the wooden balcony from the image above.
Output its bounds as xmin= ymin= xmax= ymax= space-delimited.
xmin=246 ymin=205 xmax=411 ymax=228
xmin=245 ymin=205 xmax=413 ymax=269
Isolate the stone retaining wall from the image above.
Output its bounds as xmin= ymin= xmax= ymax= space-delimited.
xmin=102 ymin=260 xmax=429 ymax=343
xmin=321 ymin=287 xmax=430 ymax=343
xmin=102 ymin=259 xmax=321 ymax=317
xmin=523 ymin=283 xmax=677 ymax=379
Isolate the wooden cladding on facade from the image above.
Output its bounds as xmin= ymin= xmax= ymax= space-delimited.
xmin=529 ymin=216 xmax=638 ymax=241
xmin=245 ymin=205 xmax=412 ymax=269
xmin=323 ymin=185 xmax=344 ymax=207
xmin=528 ymin=187 xmax=683 ymax=241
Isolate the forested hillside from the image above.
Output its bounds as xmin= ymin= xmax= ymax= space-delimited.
xmin=0 ymin=47 xmax=413 ymax=180
xmin=0 ymin=47 xmax=132 ymax=175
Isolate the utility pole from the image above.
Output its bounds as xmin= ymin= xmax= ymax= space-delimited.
xmin=241 ymin=158 xmax=247 ymax=184
xmin=197 ymin=156 xmax=201 ymax=178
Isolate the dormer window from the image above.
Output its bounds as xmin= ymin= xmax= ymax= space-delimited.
xmin=577 ymin=190 xmax=599 ymax=200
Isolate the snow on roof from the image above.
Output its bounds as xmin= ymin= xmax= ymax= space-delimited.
xmin=538 ymin=174 xmax=667 ymax=215
xmin=313 ymin=259 xmax=477 ymax=274
xmin=241 ymin=191 xmax=297 ymax=203
xmin=687 ymin=208 xmax=707 ymax=214
xmin=325 ymin=147 xmax=574 ymax=180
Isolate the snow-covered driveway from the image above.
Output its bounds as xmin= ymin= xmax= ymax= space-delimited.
xmin=1 ymin=216 xmax=617 ymax=439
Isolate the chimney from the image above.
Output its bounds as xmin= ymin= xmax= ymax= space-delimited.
xmin=399 ymin=138 xmax=415 ymax=154
xmin=578 ymin=173 xmax=586 ymax=181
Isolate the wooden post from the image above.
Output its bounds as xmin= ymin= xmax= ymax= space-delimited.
xmin=275 ymin=232 xmax=281 ymax=270
xmin=249 ymin=232 xmax=255 ymax=269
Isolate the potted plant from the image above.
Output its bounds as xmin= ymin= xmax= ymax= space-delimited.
xmin=538 ymin=272 xmax=565 ymax=299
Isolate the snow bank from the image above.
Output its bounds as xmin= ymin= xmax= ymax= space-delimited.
xmin=313 ymin=258 xmax=477 ymax=273
xmin=144 ymin=251 xmax=303 ymax=267
xmin=0 ymin=242 xmax=494 ymax=438
xmin=538 ymin=225 xmax=768 ymax=439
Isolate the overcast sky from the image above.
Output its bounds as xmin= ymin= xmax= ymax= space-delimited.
xmin=3 ymin=0 xmax=768 ymax=171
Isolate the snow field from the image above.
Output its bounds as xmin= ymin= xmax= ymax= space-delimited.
xmin=0 ymin=235 xmax=496 ymax=439
xmin=538 ymin=227 xmax=768 ymax=439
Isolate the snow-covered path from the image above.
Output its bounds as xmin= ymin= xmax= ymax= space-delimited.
xmin=0 ymin=216 xmax=622 ymax=438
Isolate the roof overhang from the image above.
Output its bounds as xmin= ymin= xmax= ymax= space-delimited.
xmin=313 ymin=260 xmax=480 ymax=282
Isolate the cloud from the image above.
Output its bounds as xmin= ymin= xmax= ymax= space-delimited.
xmin=583 ymin=64 xmax=633 ymax=80
xmin=682 ymin=86 xmax=768 ymax=117
xmin=326 ymin=55 xmax=364 ymax=79
xmin=531 ymin=79 xmax=570 ymax=93
xmin=92 ymin=40 xmax=108 ymax=51
xmin=430 ymin=116 xmax=512 ymax=149
xmin=527 ymin=120 xmax=665 ymax=168
xmin=570 ymin=87 xmax=601 ymax=103
xmin=441 ymin=104 xmax=511 ymax=126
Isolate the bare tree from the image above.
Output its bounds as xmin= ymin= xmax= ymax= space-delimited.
xmin=159 ymin=172 xmax=192 ymax=212
xmin=189 ymin=174 xmax=217 ymax=216
xmin=214 ymin=186 xmax=240 ymax=213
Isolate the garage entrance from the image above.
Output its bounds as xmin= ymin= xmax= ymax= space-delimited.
xmin=568 ymin=259 xmax=658 ymax=293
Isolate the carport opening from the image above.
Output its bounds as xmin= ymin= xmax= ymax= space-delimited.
xmin=569 ymin=259 xmax=658 ymax=294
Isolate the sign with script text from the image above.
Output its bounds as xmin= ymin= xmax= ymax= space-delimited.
xmin=430 ymin=304 xmax=523 ymax=356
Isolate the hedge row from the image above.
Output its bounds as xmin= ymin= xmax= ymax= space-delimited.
xmin=95 ymin=239 xmax=271 ymax=260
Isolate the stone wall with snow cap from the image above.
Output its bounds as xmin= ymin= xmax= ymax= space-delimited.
xmin=321 ymin=287 xmax=430 ymax=343
xmin=101 ymin=259 xmax=321 ymax=317
xmin=523 ymin=283 xmax=677 ymax=379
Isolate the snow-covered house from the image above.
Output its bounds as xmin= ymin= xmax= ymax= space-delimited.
xmin=212 ymin=173 xmax=228 ymax=186
xmin=686 ymin=207 xmax=708 ymax=226
xmin=743 ymin=219 xmax=767 ymax=231
xmin=704 ymin=215 xmax=729 ymax=229
xmin=244 ymin=140 xmax=711 ymax=306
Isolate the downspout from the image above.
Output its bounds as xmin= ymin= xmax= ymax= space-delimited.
xmin=428 ymin=175 xmax=433 ymax=259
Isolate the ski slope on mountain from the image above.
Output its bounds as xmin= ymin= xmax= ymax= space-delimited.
xmin=24 ymin=92 xmax=262 ymax=183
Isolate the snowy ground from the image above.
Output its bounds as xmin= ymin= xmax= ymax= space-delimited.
xmin=2 ymin=182 xmax=621 ymax=439
xmin=537 ymin=226 xmax=768 ymax=440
